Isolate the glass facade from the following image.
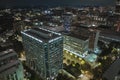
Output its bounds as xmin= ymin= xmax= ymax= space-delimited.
xmin=21 ymin=28 xmax=63 ymax=79
xmin=64 ymin=35 xmax=89 ymax=55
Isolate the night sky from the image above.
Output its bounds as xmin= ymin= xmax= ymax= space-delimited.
xmin=0 ymin=0 xmax=115 ymax=8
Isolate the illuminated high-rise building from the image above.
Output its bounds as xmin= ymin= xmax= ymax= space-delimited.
xmin=21 ymin=28 xmax=63 ymax=80
xmin=115 ymin=0 xmax=120 ymax=32
xmin=89 ymin=30 xmax=100 ymax=52
xmin=0 ymin=49 xmax=24 ymax=80
xmin=62 ymin=13 xmax=72 ymax=32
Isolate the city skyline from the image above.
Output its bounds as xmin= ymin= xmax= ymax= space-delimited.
xmin=0 ymin=0 xmax=116 ymax=8
xmin=0 ymin=0 xmax=120 ymax=79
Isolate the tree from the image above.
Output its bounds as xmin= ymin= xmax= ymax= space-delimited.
xmin=75 ymin=63 xmax=81 ymax=70
xmin=66 ymin=59 xmax=71 ymax=64
xmin=63 ymin=63 xmax=67 ymax=69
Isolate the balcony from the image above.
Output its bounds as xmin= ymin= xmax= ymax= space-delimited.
xmin=0 ymin=52 xmax=17 ymax=61
xmin=0 ymin=60 xmax=20 ymax=74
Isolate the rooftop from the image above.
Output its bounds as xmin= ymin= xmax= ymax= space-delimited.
xmin=0 ymin=60 xmax=20 ymax=75
xmin=0 ymin=49 xmax=20 ymax=75
xmin=103 ymin=58 xmax=120 ymax=80
xmin=23 ymin=28 xmax=60 ymax=42
xmin=0 ymin=49 xmax=14 ymax=57
xmin=67 ymin=32 xmax=89 ymax=41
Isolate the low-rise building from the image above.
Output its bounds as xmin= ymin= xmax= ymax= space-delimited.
xmin=63 ymin=32 xmax=89 ymax=58
xmin=0 ymin=49 xmax=24 ymax=80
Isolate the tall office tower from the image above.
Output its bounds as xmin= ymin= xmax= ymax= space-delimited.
xmin=62 ymin=13 xmax=72 ymax=32
xmin=89 ymin=30 xmax=100 ymax=52
xmin=0 ymin=49 xmax=24 ymax=80
xmin=115 ymin=0 xmax=120 ymax=15
xmin=21 ymin=28 xmax=63 ymax=80
xmin=115 ymin=0 xmax=120 ymax=32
